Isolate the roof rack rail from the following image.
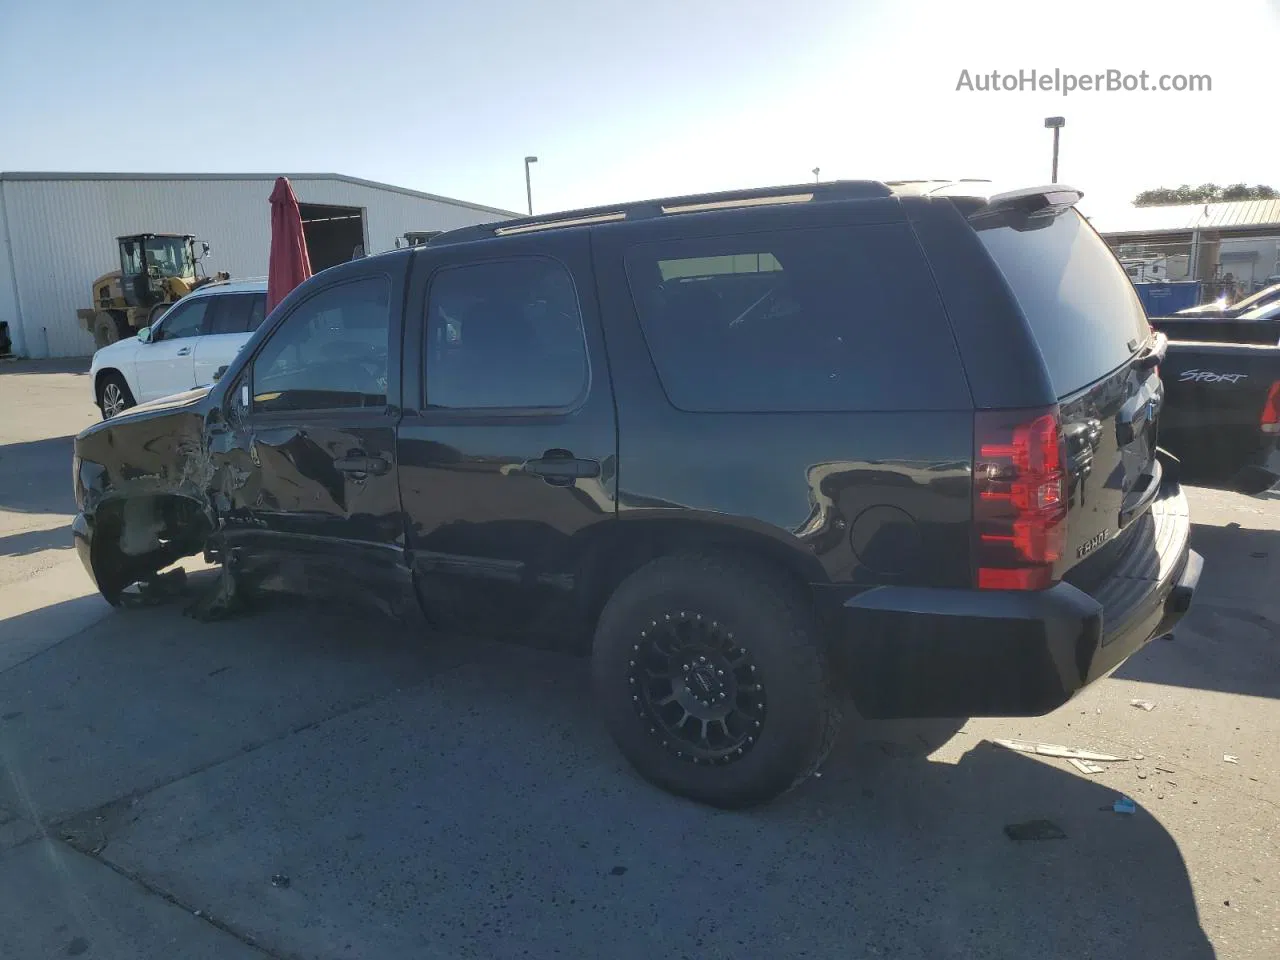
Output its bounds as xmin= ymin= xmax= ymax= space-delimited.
xmin=428 ymin=180 xmax=892 ymax=246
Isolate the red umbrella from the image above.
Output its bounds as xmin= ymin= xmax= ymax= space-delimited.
xmin=266 ymin=176 xmax=312 ymax=314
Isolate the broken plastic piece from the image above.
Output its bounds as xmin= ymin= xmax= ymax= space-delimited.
xmin=1113 ymin=796 xmax=1137 ymax=815
xmin=1129 ymin=699 xmax=1155 ymax=711
xmin=184 ymin=554 xmax=247 ymax=622
xmin=992 ymin=738 xmax=1124 ymax=762
xmin=1067 ymin=758 xmax=1105 ymax=775
xmin=118 ymin=568 xmax=190 ymax=608
xmin=1224 ymin=755 xmax=1239 ymax=764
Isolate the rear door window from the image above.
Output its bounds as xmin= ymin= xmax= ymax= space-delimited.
xmin=424 ymin=258 xmax=589 ymax=410
xmin=623 ymin=224 xmax=969 ymax=412
xmin=208 ymin=294 xmax=255 ymax=335
xmin=245 ymin=294 xmax=267 ymax=331
xmin=975 ymin=209 xmax=1150 ymax=395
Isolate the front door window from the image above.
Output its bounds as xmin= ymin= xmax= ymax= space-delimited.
xmin=250 ymin=277 xmax=391 ymax=413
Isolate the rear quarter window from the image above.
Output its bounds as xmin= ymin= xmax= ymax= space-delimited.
xmin=623 ymin=223 xmax=970 ymax=413
xmin=976 ymin=209 xmax=1150 ymax=395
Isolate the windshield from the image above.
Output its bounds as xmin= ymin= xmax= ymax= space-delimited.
xmin=1239 ymin=300 xmax=1280 ymax=321
xmin=1230 ymin=282 xmax=1280 ymax=313
xmin=143 ymin=237 xmax=195 ymax=279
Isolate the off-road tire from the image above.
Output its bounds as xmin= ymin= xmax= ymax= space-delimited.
xmin=97 ymin=371 xmax=135 ymax=419
xmin=592 ymin=552 xmax=840 ymax=809
xmin=93 ymin=311 xmax=130 ymax=349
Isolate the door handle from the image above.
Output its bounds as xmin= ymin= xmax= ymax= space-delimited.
xmin=334 ymin=455 xmax=390 ymax=476
xmin=522 ymin=452 xmax=600 ymax=486
xmin=177 ymin=347 xmax=192 ymax=356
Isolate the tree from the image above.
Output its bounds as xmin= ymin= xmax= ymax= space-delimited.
xmin=1134 ymin=183 xmax=1277 ymax=206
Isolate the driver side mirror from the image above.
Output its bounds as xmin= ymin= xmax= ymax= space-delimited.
xmin=225 ymin=377 xmax=251 ymax=424
xmin=137 ymin=326 xmax=152 ymax=344
xmin=212 ymin=364 xmax=228 ymax=382
xmin=199 ymin=241 xmax=211 ymax=260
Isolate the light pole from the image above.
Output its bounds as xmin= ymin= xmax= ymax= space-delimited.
xmin=524 ymin=156 xmax=538 ymax=215
xmin=812 ymin=166 xmax=820 ymax=183
xmin=1044 ymin=117 xmax=1065 ymax=183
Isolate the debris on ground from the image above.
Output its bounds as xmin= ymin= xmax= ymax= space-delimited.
xmin=118 ymin=568 xmax=189 ymax=608
xmin=184 ymin=558 xmax=248 ymax=622
xmin=270 ymin=874 xmax=290 ymax=889
xmin=1113 ymin=796 xmax=1137 ymax=815
xmin=1067 ymin=758 xmax=1105 ymax=775
xmin=992 ymin=738 xmax=1124 ymax=762
xmin=1004 ymin=820 xmax=1067 ymax=844
xmin=1129 ymin=699 xmax=1156 ymax=711
xmin=1224 ymin=755 xmax=1239 ymax=764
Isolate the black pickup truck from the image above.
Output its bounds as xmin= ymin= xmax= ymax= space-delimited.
xmin=1151 ymin=316 xmax=1280 ymax=492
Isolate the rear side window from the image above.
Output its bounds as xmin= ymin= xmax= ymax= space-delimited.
xmin=976 ymin=209 xmax=1149 ymax=395
xmin=624 ymin=224 xmax=969 ymax=412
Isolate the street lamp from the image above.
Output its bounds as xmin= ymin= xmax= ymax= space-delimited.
xmin=524 ymin=156 xmax=538 ymax=215
xmin=1044 ymin=117 xmax=1065 ymax=183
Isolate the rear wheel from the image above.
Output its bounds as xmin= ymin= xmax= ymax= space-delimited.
xmin=592 ymin=553 xmax=840 ymax=808
xmin=92 ymin=311 xmax=129 ymax=349
xmin=97 ymin=371 xmax=135 ymax=419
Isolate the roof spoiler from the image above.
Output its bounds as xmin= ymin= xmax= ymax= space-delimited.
xmin=967 ymin=185 xmax=1083 ymax=222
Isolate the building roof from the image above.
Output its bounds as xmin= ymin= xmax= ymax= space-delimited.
xmin=1090 ymin=198 xmax=1280 ymax=237
xmin=0 ymin=171 xmax=515 ymax=217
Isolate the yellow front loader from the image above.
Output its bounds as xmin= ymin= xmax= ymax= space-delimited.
xmin=77 ymin=233 xmax=228 ymax=349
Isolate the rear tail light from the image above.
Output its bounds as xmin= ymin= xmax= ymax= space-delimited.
xmin=973 ymin=407 xmax=1068 ymax=590
xmin=1261 ymin=382 xmax=1280 ymax=435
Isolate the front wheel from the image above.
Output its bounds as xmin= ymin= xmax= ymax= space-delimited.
xmin=97 ymin=372 xmax=135 ymax=419
xmin=92 ymin=311 xmax=129 ymax=349
xmin=592 ymin=553 xmax=840 ymax=808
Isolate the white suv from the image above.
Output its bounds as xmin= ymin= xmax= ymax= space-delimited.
xmin=90 ymin=279 xmax=268 ymax=418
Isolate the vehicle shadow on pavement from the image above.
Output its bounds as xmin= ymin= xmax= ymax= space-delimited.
xmin=1115 ymin=522 xmax=1280 ymax=700
xmin=0 ymin=587 xmax=1215 ymax=960
xmin=0 ymin=525 xmax=73 ymax=558
xmin=0 ymin=435 xmax=79 ymax=515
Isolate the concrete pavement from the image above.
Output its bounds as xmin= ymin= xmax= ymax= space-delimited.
xmin=0 ymin=361 xmax=1275 ymax=959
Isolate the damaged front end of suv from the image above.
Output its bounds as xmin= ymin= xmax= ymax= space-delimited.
xmin=72 ymin=386 xmax=223 ymax=605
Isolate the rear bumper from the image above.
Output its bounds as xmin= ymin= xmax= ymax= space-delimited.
xmin=823 ymin=479 xmax=1201 ymax=719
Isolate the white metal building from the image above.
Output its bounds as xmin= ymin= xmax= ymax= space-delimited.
xmin=0 ymin=172 xmax=515 ymax=358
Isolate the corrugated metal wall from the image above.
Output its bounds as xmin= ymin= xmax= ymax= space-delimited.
xmin=0 ymin=176 xmax=511 ymax=357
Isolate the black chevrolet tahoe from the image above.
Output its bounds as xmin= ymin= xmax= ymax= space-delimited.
xmin=72 ymin=180 xmax=1202 ymax=808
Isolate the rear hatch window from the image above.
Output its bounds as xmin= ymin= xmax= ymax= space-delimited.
xmin=977 ymin=209 xmax=1149 ymax=396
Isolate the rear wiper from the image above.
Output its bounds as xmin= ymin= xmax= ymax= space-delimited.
xmin=729 ymin=287 xmax=778 ymax=328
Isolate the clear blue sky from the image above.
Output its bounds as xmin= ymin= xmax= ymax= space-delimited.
xmin=2 ymin=0 xmax=1278 ymax=222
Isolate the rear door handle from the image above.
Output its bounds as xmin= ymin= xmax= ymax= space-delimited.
xmin=334 ymin=455 xmax=390 ymax=476
xmin=176 ymin=347 xmax=192 ymax=356
xmin=522 ymin=454 xmax=600 ymax=486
